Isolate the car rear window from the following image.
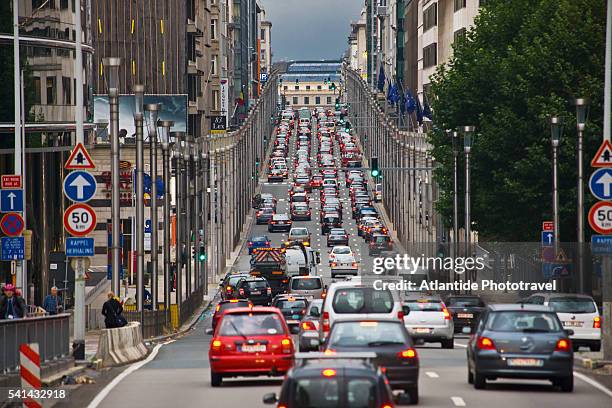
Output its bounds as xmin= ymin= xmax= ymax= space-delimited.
xmin=374 ymin=236 xmax=390 ymax=243
xmin=293 ymin=195 xmax=308 ymax=202
xmin=292 ymin=229 xmax=308 ymax=236
xmin=446 ymin=297 xmax=485 ymax=307
xmin=228 ymin=275 xmax=249 ymax=286
xmin=218 ymin=313 xmax=284 ymax=336
xmin=276 ymin=299 xmax=307 ymax=310
xmin=332 ymin=288 xmax=393 ymax=314
xmin=403 ymin=301 xmax=443 ymax=312
xmin=292 ymin=378 xmax=339 ymax=407
xmin=292 ymin=278 xmax=322 ymax=290
xmin=548 ymin=297 xmax=596 ymax=313
xmin=246 ymin=280 xmax=268 ymax=290
xmin=218 ymin=301 xmax=250 ymax=313
xmin=329 ymin=321 xmax=407 ymax=348
xmin=486 ymin=311 xmax=562 ymax=332
xmin=332 ymin=247 xmax=351 ymax=255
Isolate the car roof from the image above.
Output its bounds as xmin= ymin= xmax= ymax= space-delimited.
xmin=488 ymin=304 xmax=553 ymax=312
xmin=530 ymin=292 xmax=596 ymax=300
xmin=221 ymin=306 xmax=281 ymax=315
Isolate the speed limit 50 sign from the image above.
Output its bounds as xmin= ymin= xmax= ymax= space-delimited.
xmin=588 ymin=201 xmax=612 ymax=235
xmin=64 ymin=203 xmax=97 ymax=236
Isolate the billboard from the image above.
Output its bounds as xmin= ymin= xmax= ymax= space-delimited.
xmin=93 ymin=94 xmax=188 ymax=141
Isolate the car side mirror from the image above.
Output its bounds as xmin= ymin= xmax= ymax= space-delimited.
xmin=205 ymin=328 xmax=214 ymax=335
xmin=565 ymin=329 xmax=574 ymax=336
xmin=262 ymin=393 xmax=278 ymax=405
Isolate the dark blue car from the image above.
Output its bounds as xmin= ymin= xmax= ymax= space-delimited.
xmin=247 ymin=235 xmax=271 ymax=255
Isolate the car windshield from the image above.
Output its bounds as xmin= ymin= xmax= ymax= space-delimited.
xmin=446 ymin=297 xmax=485 ymax=307
xmin=277 ymin=299 xmax=307 ymax=309
xmin=486 ymin=311 xmax=562 ymax=332
xmin=548 ymin=297 xmax=596 ymax=313
xmin=246 ymin=280 xmax=268 ymax=290
xmin=330 ymin=229 xmax=346 ymax=236
xmin=328 ymin=321 xmax=407 ymax=347
xmin=228 ymin=275 xmax=249 ymax=286
xmin=218 ymin=313 xmax=284 ymax=336
xmin=374 ymin=236 xmax=390 ymax=243
xmin=332 ymin=247 xmax=351 ymax=255
xmin=332 ymin=288 xmax=393 ymax=314
xmin=292 ymin=278 xmax=322 ymax=290
xmin=403 ymin=301 xmax=443 ymax=312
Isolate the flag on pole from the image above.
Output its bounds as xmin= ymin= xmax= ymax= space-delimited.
xmin=377 ymin=65 xmax=386 ymax=92
xmin=423 ymin=94 xmax=433 ymax=120
xmin=405 ymin=90 xmax=416 ymax=114
xmin=416 ymin=95 xmax=424 ymax=125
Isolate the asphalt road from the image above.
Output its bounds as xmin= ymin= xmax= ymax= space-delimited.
xmin=81 ymin=117 xmax=612 ymax=408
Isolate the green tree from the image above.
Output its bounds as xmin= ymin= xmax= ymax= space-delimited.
xmin=429 ymin=0 xmax=606 ymax=241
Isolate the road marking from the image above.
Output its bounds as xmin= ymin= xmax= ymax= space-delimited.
xmin=425 ymin=371 xmax=439 ymax=378
xmin=451 ymin=397 xmax=466 ymax=406
xmin=574 ymin=371 xmax=612 ymax=399
xmin=454 ymin=341 xmax=468 ymax=348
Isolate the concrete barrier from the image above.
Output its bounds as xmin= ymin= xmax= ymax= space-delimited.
xmin=95 ymin=322 xmax=149 ymax=367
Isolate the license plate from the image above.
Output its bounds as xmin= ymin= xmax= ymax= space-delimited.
xmin=251 ymin=290 xmax=261 ymax=295
xmin=241 ymin=344 xmax=266 ymax=353
xmin=507 ymin=358 xmax=543 ymax=367
xmin=563 ymin=321 xmax=583 ymax=327
xmin=457 ymin=313 xmax=473 ymax=319
xmin=287 ymin=320 xmax=299 ymax=324
xmin=415 ymin=328 xmax=431 ymax=334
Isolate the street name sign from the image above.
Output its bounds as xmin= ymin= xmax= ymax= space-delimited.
xmin=591 ymin=140 xmax=612 ymax=167
xmin=591 ymin=235 xmax=612 ymax=255
xmin=63 ymin=171 xmax=97 ymax=203
xmin=541 ymin=231 xmax=554 ymax=247
xmin=1 ymin=175 xmax=22 ymax=189
xmin=64 ymin=203 xmax=97 ymax=236
xmin=66 ymin=237 xmax=95 ymax=257
xmin=1 ymin=237 xmax=24 ymax=261
xmin=589 ymin=168 xmax=612 ymax=201
xmin=0 ymin=189 xmax=23 ymax=212
xmin=65 ymin=143 xmax=96 ymax=169
xmin=588 ymin=201 xmax=612 ymax=235
xmin=0 ymin=213 xmax=25 ymax=237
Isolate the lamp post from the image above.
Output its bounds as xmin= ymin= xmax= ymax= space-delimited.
xmin=134 ymin=85 xmax=145 ymax=323
xmin=550 ymin=117 xmax=564 ymax=259
xmin=146 ymin=103 xmax=161 ymax=308
xmin=462 ymin=126 xmax=475 ymax=283
xmin=175 ymin=132 xmax=185 ymax=310
xmin=159 ymin=120 xmax=174 ymax=327
xmin=573 ymin=98 xmax=589 ymax=294
xmin=447 ymin=129 xmax=459 ymax=282
xmin=192 ymin=139 xmax=201 ymax=293
xmin=103 ymin=57 xmax=122 ymax=296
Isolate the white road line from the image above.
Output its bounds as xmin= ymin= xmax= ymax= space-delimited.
xmin=574 ymin=371 xmax=612 ymax=399
xmin=451 ymin=397 xmax=466 ymax=406
xmin=454 ymin=342 xmax=468 ymax=348
xmin=425 ymin=371 xmax=439 ymax=378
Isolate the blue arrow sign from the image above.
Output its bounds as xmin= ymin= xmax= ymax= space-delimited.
xmin=0 ymin=189 xmax=23 ymax=212
xmin=591 ymin=235 xmax=612 ymax=255
xmin=541 ymin=231 xmax=554 ymax=247
xmin=63 ymin=171 xmax=97 ymax=203
xmin=542 ymin=263 xmax=570 ymax=279
xmin=66 ymin=237 xmax=95 ymax=257
xmin=589 ymin=168 xmax=612 ymax=201
xmin=1 ymin=237 xmax=24 ymax=261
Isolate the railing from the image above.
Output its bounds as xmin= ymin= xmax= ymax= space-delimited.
xmin=1 ymin=314 xmax=71 ymax=374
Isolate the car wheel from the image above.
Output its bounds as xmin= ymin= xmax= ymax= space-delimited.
xmin=467 ymin=368 xmax=474 ymax=384
xmin=590 ymin=342 xmax=601 ymax=352
xmin=560 ymin=375 xmax=573 ymax=392
xmin=473 ymin=370 xmax=486 ymax=389
xmin=442 ymin=338 xmax=454 ymax=349
xmin=406 ymin=386 xmax=419 ymax=404
xmin=210 ymin=371 xmax=222 ymax=387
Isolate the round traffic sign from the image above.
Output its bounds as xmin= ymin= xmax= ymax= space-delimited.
xmin=64 ymin=203 xmax=97 ymax=236
xmin=0 ymin=213 xmax=25 ymax=237
xmin=588 ymin=201 xmax=612 ymax=235
xmin=63 ymin=170 xmax=97 ymax=203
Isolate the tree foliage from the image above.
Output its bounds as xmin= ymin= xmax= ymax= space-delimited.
xmin=429 ymin=0 xmax=606 ymax=241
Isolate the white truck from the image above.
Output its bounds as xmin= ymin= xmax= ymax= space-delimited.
xmin=285 ymin=245 xmax=320 ymax=277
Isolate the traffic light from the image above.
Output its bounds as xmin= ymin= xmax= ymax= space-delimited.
xmin=295 ymin=79 xmax=299 ymax=84
xmin=198 ymin=246 xmax=206 ymax=262
xmin=335 ymin=98 xmax=340 ymax=110
xmin=331 ymin=83 xmax=336 ymax=91
xmin=370 ymin=157 xmax=380 ymax=178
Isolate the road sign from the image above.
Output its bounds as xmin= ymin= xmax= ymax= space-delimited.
xmin=541 ymin=247 xmax=555 ymax=262
xmin=592 ymin=235 xmax=612 ymax=255
xmin=589 ymin=168 xmax=612 ymax=201
xmin=543 ymin=263 xmax=570 ymax=279
xmin=260 ymin=72 xmax=269 ymax=82
xmin=588 ymin=201 xmax=612 ymax=234
xmin=66 ymin=237 xmax=95 ymax=257
xmin=542 ymin=221 xmax=554 ymax=231
xmin=1 ymin=237 xmax=24 ymax=261
xmin=541 ymin=231 xmax=554 ymax=247
xmin=0 ymin=189 xmax=23 ymax=212
xmin=1 ymin=175 xmax=22 ymax=189
xmin=210 ymin=115 xmax=227 ymax=134
xmin=555 ymin=248 xmax=570 ymax=263
xmin=63 ymin=171 xmax=97 ymax=203
xmin=64 ymin=203 xmax=97 ymax=236
xmin=0 ymin=213 xmax=25 ymax=237
xmin=591 ymin=139 xmax=612 ymax=167
xmin=65 ymin=143 xmax=95 ymax=169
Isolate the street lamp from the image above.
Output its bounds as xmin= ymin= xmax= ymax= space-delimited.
xmin=133 ymin=85 xmax=145 ymax=321
xmin=103 ymin=57 xmax=122 ymax=296
xmin=573 ymin=98 xmax=589 ymax=294
xmin=550 ymin=116 xmax=564 ymax=258
xmin=159 ymin=120 xmax=174 ymax=327
xmin=145 ymin=103 xmax=161 ymax=309
xmin=461 ymin=126 xmax=475 ymax=276
xmin=447 ymin=129 xmax=459 ymax=278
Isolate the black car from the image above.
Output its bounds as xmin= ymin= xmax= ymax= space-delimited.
xmin=256 ymin=207 xmax=275 ymax=225
xmin=268 ymin=214 xmax=292 ymax=232
xmin=322 ymin=319 xmax=419 ymax=403
xmin=321 ymin=215 xmax=342 ymax=235
xmin=263 ymin=353 xmax=396 ymax=408
xmin=272 ymin=295 xmax=309 ymax=334
xmin=327 ymin=228 xmax=349 ymax=247
xmin=219 ymin=272 xmax=251 ymax=300
xmin=368 ymin=234 xmax=392 ymax=255
xmin=467 ymin=304 xmax=574 ymax=391
xmin=290 ymin=203 xmax=311 ymax=221
xmin=235 ymin=277 xmax=272 ymax=305
xmin=445 ymin=295 xmax=486 ymax=334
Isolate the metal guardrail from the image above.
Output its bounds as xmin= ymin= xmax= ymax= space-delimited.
xmin=0 ymin=314 xmax=71 ymax=374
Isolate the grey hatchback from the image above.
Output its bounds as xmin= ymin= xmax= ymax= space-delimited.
xmin=467 ymin=304 xmax=574 ymax=392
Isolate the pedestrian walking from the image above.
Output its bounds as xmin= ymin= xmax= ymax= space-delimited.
xmin=0 ymin=284 xmax=25 ymax=319
xmin=101 ymin=292 xmax=127 ymax=328
xmin=43 ymin=286 xmax=63 ymax=315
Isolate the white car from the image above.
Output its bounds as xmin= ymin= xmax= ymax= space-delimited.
xmin=287 ymin=227 xmax=311 ymax=246
xmin=523 ymin=293 xmax=601 ymax=351
xmin=328 ymin=246 xmax=358 ymax=278
xmin=402 ymin=297 xmax=454 ymax=349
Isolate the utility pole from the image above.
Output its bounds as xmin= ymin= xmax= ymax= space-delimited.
xmin=146 ymin=104 xmax=161 ymax=309
xmin=175 ymin=132 xmax=184 ymax=311
xmin=201 ymin=138 xmax=210 ymax=298
xmin=603 ymin=0 xmax=612 ymax=362
xmin=160 ymin=120 xmax=174 ymax=327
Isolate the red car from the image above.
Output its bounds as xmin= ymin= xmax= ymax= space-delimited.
xmin=212 ymin=299 xmax=253 ymax=330
xmin=208 ymin=307 xmax=295 ymax=386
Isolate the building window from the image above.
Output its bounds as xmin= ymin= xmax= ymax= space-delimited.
xmin=454 ymin=28 xmax=467 ymax=42
xmin=294 ymin=85 xmax=299 ymax=90
xmin=212 ymin=89 xmax=220 ymax=111
xmin=454 ymin=0 xmax=466 ymax=12
xmin=315 ymin=96 xmax=321 ymax=105
xmin=211 ymin=55 xmax=218 ymax=75
xmin=211 ymin=19 xmax=218 ymax=40
xmin=317 ymin=85 xmax=322 ymax=90
xmin=292 ymin=96 xmax=298 ymax=105
xmin=46 ymin=77 xmax=56 ymax=105
xmin=423 ymin=4 xmax=437 ymax=32
xmin=284 ymin=86 xmax=288 ymax=90
xmin=62 ymin=76 xmax=71 ymax=105
xmin=479 ymin=0 xmax=489 ymax=6
xmin=326 ymin=96 xmax=332 ymax=104
xmin=33 ymin=77 xmax=41 ymax=104
xmin=423 ymin=43 xmax=437 ymax=68
xmin=260 ymin=29 xmax=265 ymax=39
xmin=305 ymin=85 xmax=310 ymax=90
xmin=60 ymin=0 xmax=68 ymax=9
xmin=304 ymin=97 xmax=310 ymax=105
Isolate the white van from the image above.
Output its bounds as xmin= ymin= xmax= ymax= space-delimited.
xmin=318 ymin=281 xmax=403 ymax=341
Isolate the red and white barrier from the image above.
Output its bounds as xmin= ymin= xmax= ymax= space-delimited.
xmin=19 ymin=343 xmax=42 ymax=408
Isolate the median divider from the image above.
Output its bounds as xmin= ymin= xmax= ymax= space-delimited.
xmin=95 ymin=322 xmax=149 ymax=367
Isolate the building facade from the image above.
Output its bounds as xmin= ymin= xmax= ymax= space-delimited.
xmin=280 ymin=61 xmax=342 ymax=109
xmin=260 ymin=20 xmax=272 ymax=75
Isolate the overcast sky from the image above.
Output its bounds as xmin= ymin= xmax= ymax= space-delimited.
xmin=259 ymin=0 xmax=363 ymax=61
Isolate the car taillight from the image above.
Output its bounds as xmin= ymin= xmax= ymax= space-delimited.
xmin=322 ymin=312 xmax=330 ymax=332
xmin=321 ymin=368 xmax=336 ymax=377
xmin=397 ymin=310 xmax=404 ymax=320
xmin=265 ymin=241 xmax=270 ymax=245
xmin=248 ymin=242 xmax=253 ymax=247
xmin=267 ymin=287 xmax=272 ymax=294
xmin=215 ymin=305 xmax=221 ymax=312
xmin=398 ymin=348 xmax=417 ymax=359
xmin=594 ymin=316 xmax=601 ymax=329
xmin=281 ymin=337 xmax=293 ymax=353
xmin=477 ymin=336 xmax=496 ymax=350
xmin=555 ymin=339 xmax=571 ymax=352
xmin=302 ymin=321 xmax=316 ymax=331
xmin=442 ymin=307 xmax=451 ymax=320
xmin=211 ymin=339 xmax=222 ymax=351
xmin=381 ymin=405 xmax=393 ymax=408
xmin=239 ymin=288 xmax=245 ymax=296
xmin=351 ymin=262 xmax=358 ymax=267
xmin=226 ymin=286 xmax=232 ymax=292
xmin=330 ymin=262 xmax=337 ymax=267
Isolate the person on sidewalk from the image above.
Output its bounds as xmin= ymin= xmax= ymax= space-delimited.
xmin=43 ymin=286 xmax=62 ymax=315
xmin=101 ymin=292 xmax=127 ymax=328
xmin=0 ymin=284 xmax=25 ymax=319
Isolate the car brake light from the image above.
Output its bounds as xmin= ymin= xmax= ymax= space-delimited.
xmin=398 ymin=348 xmax=417 ymax=359
xmin=226 ymin=286 xmax=232 ymax=292
xmin=352 ymin=262 xmax=358 ymax=267
xmin=381 ymin=405 xmax=393 ymax=408
xmin=215 ymin=305 xmax=221 ymax=312
xmin=477 ymin=336 xmax=496 ymax=350
xmin=302 ymin=321 xmax=316 ymax=331
xmin=330 ymin=262 xmax=337 ymax=267
xmin=267 ymin=287 xmax=272 ymax=294
xmin=265 ymin=241 xmax=270 ymax=245
xmin=594 ymin=316 xmax=601 ymax=329
xmin=322 ymin=311 xmax=330 ymax=332
xmin=442 ymin=307 xmax=451 ymax=320
xmin=397 ymin=310 xmax=404 ymax=320
xmin=248 ymin=242 xmax=253 ymax=247
xmin=322 ymin=369 xmax=336 ymax=377
xmin=555 ymin=339 xmax=571 ymax=352
xmin=211 ymin=339 xmax=222 ymax=351
xmin=281 ymin=337 xmax=293 ymax=353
